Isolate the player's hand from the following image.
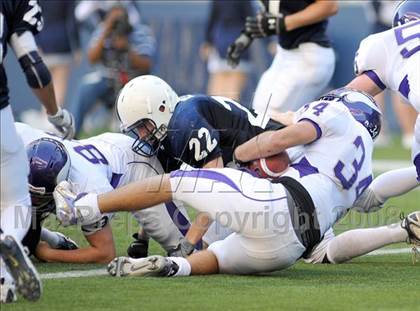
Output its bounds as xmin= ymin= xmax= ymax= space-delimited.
xmin=47 ymin=108 xmax=75 ymax=139
xmin=245 ymin=13 xmax=285 ymax=38
xmin=53 ymin=181 xmax=79 ymax=227
xmin=226 ymin=32 xmax=253 ymax=68
xmin=167 ymin=238 xmax=195 ymax=257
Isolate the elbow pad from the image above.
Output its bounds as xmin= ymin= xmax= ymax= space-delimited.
xmin=18 ymin=52 xmax=51 ymax=88
xmin=10 ymin=31 xmax=51 ymax=88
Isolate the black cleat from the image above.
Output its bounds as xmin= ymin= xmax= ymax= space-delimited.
xmin=0 ymin=235 xmax=42 ymax=301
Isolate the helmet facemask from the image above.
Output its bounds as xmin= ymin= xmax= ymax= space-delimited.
xmin=128 ymin=118 xmax=168 ymax=157
xmin=29 ymin=184 xmax=56 ymax=219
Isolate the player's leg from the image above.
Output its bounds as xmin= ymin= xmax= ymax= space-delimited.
xmin=324 ymin=224 xmax=409 ymax=264
xmin=108 ymin=168 xmax=306 ymax=276
xmin=0 ymin=106 xmax=41 ymax=302
xmin=372 ymin=166 xmax=418 ymax=205
xmin=305 ymin=213 xmax=419 ymax=264
xmin=252 ymin=46 xmax=297 ymax=114
xmin=129 ymin=201 xmax=193 ymax=255
xmin=252 ymin=44 xmax=335 ymax=114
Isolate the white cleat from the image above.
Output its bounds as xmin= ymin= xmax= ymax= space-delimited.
xmin=107 ymin=255 xmax=177 ymax=277
xmin=402 ymin=211 xmax=420 ymax=245
xmin=0 ymin=278 xmax=16 ymax=304
xmin=0 ymin=235 xmax=42 ymax=301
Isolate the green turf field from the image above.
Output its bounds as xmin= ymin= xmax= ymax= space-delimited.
xmin=3 ymin=142 xmax=419 ymax=311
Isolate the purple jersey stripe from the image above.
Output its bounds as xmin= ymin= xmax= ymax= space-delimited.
xmin=364 ymin=70 xmax=386 ymax=90
xmin=110 ymin=173 xmax=123 ymax=189
xmin=290 ymin=157 xmax=319 ymax=178
xmin=170 ymin=169 xmax=287 ymax=202
xmin=398 ymin=75 xmax=411 ymax=100
xmin=299 ymin=118 xmax=322 ymax=142
xmin=164 ymin=202 xmax=203 ymax=250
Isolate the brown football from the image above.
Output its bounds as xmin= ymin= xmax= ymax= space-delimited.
xmin=247 ymin=151 xmax=290 ymax=179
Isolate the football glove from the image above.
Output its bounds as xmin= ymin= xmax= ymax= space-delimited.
xmin=48 ymin=108 xmax=75 ymax=139
xmin=167 ymin=238 xmax=195 ymax=257
xmin=226 ymin=32 xmax=253 ymax=68
xmin=53 ymin=181 xmax=102 ymax=227
xmin=245 ymin=13 xmax=286 ymax=38
xmin=127 ymin=233 xmax=149 ymax=258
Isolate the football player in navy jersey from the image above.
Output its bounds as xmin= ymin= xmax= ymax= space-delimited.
xmin=227 ymin=0 xmax=338 ymax=114
xmin=0 ymin=0 xmax=74 ymax=303
xmin=116 ymin=75 xmax=289 ymax=257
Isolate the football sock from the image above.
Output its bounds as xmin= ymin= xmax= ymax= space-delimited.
xmin=326 ymin=224 xmax=408 ymax=264
xmin=371 ymin=167 xmax=418 ymax=203
xmin=40 ymin=228 xmax=61 ymax=248
xmin=168 ymin=257 xmax=191 ymax=277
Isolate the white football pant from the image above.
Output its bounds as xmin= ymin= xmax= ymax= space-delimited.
xmin=252 ymin=43 xmax=335 ymax=114
xmin=1 ymin=106 xmax=32 ymax=280
xmin=169 ymin=168 xmax=306 ymax=275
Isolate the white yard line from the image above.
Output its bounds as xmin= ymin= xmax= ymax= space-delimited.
xmin=41 ymin=269 xmax=108 ymax=279
xmin=40 ymin=248 xmax=414 ymax=280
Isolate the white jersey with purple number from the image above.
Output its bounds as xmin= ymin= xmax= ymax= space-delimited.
xmin=15 ymin=123 xmax=190 ymax=249
xmin=282 ymin=100 xmax=374 ymax=235
xmin=354 ymin=20 xmax=420 ymax=112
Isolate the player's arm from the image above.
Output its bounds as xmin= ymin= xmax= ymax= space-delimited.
xmin=346 ymin=74 xmax=383 ymax=98
xmin=284 ymin=0 xmax=339 ymax=32
xmin=179 ymin=157 xmax=224 ymax=252
xmin=35 ymin=223 xmax=116 ymax=264
xmin=9 ymin=31 xmax=75 ymax=138
xmin=234 ymin=121 xmax=318 ymax=163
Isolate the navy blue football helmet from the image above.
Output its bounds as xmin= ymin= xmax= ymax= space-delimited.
xmin=319 ymin=88 xmax=382 ymax=140
xmin=393 ymin=0 xmax=420 ymax=27
xmin=26 ymin=138 xmax=71 ymax=216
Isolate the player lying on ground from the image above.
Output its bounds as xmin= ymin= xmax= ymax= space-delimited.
xmin=16 ymin=122 xmax=196 ymax=263
xmin=54 ymin=88 xmax=418 ymax=277
xmin=115 ymin=75 xmax=290 ymax=255
xmin=117 ymin=75 xmax=419 ymax=265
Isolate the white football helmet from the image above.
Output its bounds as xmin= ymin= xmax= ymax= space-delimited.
xmin=116 ymin=75 xmax=179 ymax=156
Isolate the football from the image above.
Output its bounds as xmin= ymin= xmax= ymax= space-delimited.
xmin=247 ymin=151 xmax=290 ymax=179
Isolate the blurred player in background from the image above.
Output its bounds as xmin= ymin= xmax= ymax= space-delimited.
xmin=21 ymin=0 xmax=81 ymax=132
xmin=200 ymin=0 xmax=255 ymax=101
xmin=0 ymin=0 xmax=74 ymax=303
xmin=73 ymin=5 xmax=155 ymax=136
xmin=16 ymin=122 xmax=194 ymax=264
xmin=227 ymin=0 xmax=338 ymax=114
xmin=365 ymin=0 xmax=417 ymax=148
